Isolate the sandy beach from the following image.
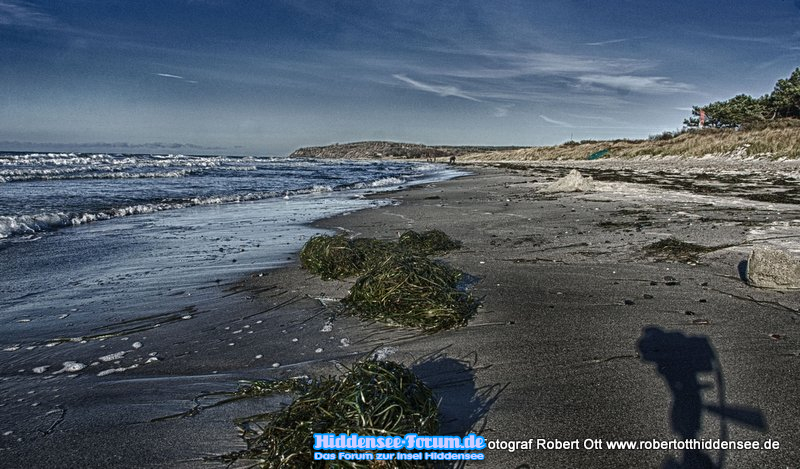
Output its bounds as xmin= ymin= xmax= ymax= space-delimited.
xmin=240 ymin=160 xmax=799 ymax=467
xmin=3 ymin=160 xmax=799 ymax=468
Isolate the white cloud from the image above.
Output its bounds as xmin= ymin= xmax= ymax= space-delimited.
xmin=585 ymin=38 xmax=629 ymax=46
xmin=539 ymin=115 xmax=572 ymax=127
xmin=577 ymin=75 xmax=693 ymax=94
xmin=154 ymin=72 xmax=198 ymax=84
xmin=392 ymin=74 xmax=481 ymax=102
xmin=156 ymin=73 xmax=185 ymax=79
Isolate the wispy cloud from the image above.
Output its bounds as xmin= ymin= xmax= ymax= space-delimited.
xmin=154 ymin=72 xmax=198 ymax=84
xmin=157 ymin=73 xmax=184 ymax=79
xmin=539 ymin=115 xmax=572 ymax=127
xmin=700 ymin=33 xmax=778 ymax=45
xmin=577 ymin=75 xmax=693 ymax=94
xmin=493 ymin=104 xmax=512 ymax=117
xmin=392 ymin=74 xmax=481 ymax=102
xmin=584 ymin=38 xmax=632 ymax=46
xmin=0 ymin=0 xmax=56 ymax=28
xmin=696 ymin=32 xmax=799 ymax=51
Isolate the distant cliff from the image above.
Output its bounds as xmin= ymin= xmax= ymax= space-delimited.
xmin=289 ymin=141 xmax=524 ymax=159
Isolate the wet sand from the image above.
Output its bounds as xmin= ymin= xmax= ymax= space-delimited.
xmin=3 ymin=161 xmax=799 ymax=467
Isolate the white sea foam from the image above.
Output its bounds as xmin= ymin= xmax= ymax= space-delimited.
xmin=98 ymin=351 xmax=126 ymax=362
xmin=53 ymin=361 xmax=86 ymax=374
xmin=352 ymin=177 xmax=404 ymax=189
xmin=0 ymin=191 xmax=283 ymax=239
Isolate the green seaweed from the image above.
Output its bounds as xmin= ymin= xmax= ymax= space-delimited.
xmin=343 ymin=255 xmax=477 ymax=331
xmin=398 ymin=229 xmax=462 ymax=256
xmin=223 ymin=359 xmax=439 ymax=468
xmin=643 ymin=238 xmax=725 ymax=263
xmin=299 ymin=234 xmax=364 ymax=280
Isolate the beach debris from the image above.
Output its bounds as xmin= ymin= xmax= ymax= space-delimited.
xmin=643 ymin=238 xmax=723 ymax=263
xmin=539 ymin=169 xmax=595 ymax=193
xmin=343 ymin=255 xmax=478 ymax=331
xmin=32 ymin=366 xmax=49 ymax=374
xmin=222 ymin=359 xmax=439 ymax=468
xmin=588 ymin=149 xmax=610 ymax=160
xmin=746 ymin=247 xmax=800 ymax=289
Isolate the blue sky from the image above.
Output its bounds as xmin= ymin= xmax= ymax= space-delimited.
xmin=1 ymin=0 xmax=798 ymax=155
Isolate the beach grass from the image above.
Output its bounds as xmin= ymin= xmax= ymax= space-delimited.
xmin=458 ymin=120 xmax=800 ymax=161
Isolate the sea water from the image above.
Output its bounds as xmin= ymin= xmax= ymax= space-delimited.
xmin=0 ymin=152 xmax=464 ymax=370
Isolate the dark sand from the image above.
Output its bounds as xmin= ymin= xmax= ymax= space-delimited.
xmin=242 ymin=163 xmax=799 ymax=468
xmin=3 ymin=162 xmax=798 ymax=468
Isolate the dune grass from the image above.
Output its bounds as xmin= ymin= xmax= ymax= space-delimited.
xmin=458 ymin=120 xmax=800 ymax=161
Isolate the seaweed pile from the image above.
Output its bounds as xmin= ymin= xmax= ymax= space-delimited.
xmin=300 ymin=230 xmax=476 ymax=331
xmin=643 ymin=238 xmax=724 ymax=263
xmin=224 ymin=359 xmax=439 ymax=468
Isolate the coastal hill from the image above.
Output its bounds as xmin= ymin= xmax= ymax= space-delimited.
xmin=291 ymin=121 xmax=800 ymax=161
xmin=289 ymin=141 xmax=525 ymax=160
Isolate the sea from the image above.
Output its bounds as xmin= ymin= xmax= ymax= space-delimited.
xmin=0 ymin=151 xmax=464 ymax=377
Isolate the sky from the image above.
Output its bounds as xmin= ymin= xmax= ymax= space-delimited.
xmin=1 ymin=0 xmax=799 ymax=155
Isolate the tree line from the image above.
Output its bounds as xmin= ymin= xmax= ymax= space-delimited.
xmin=685 ymin=67 xmax=800 ymax=128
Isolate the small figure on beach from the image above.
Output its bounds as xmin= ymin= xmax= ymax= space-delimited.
xmin=449 ymin=155 xmax=456 ymax=165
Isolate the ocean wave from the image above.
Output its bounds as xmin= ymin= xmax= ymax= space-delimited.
xmin=351 ymin=177 xmax=405 ymax=189
xmin=0 ymin=175 xmax=392 ymax=239
xmin=0 ymin=190 xmax=290 ymax=239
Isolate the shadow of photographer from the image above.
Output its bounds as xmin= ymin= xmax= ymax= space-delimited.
xmin=638 ymin=327 xmax=767 ymax=469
